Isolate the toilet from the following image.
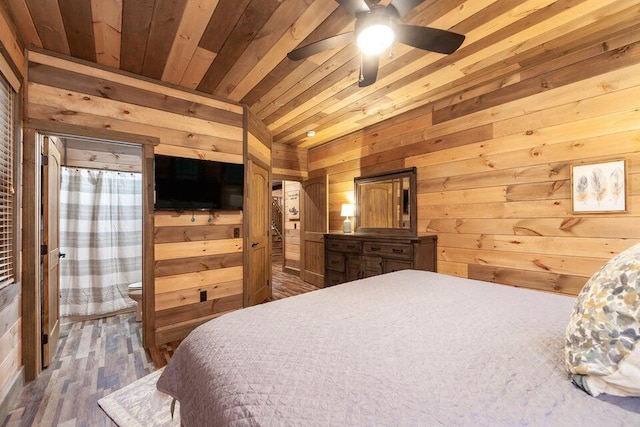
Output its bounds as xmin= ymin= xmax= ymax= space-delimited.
xmin=128 ymin=282 xmax=143 ymax=321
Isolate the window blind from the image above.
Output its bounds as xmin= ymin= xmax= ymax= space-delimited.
xmin=0 ymin=75 xmax=14 ymax=289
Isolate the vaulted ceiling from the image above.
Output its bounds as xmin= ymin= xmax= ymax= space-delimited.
xmin=2 ymin=0 xmax=637 ymax=149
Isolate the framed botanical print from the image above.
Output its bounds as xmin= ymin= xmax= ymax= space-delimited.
xmin=571 ymin=159 xmax=626 ymax=213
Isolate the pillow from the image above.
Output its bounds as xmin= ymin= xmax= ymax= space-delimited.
xmin=565 ymin=242 xmax=640 ymax=397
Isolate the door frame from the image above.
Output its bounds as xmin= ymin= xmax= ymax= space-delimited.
xmin=21 ymin=121 xmax=158 ymax=381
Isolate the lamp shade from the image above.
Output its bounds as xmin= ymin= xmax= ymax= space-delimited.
xmin=340 ymin=203 xmax=354 ymax=217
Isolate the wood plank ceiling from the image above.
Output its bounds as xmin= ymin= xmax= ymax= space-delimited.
xmin=3 ymin=0 xmax=638 ymax=149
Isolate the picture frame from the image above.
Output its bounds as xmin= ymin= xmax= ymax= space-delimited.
xmin=571 ymin=159 xmax=626 ymax=214
xmin=285 ymin=189 xmax=300 ymax=220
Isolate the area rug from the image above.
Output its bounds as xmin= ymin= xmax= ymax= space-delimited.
xmin=98 ymin=368 xmax=180 ymax=426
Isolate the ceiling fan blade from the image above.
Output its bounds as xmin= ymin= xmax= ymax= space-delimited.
xmin=395 ymin=25 xmax=465 ymax=54
xmin=287 ymin=32 xmax=354 ymax=61
xmin=388 ymin=0 xmax=425 ymax=17
xmin=359 ymin=54 xmax=379 ymax=87
xmin=336 ymin=0 xmax=370 ymax=17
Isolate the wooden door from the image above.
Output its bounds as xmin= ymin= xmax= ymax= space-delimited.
xmin=301 ymin=176 xmax=327 ymax=287
xmin=42 ymin=136 xmax=61 ymax=367
xmin=246 ymin=160 xmax=271 ymax=306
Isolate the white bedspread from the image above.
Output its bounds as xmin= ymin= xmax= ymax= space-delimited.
xmin=157 ymin=270 xmax=640 ymax=426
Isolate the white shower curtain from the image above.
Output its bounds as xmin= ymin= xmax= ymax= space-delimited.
xmin=59 ymin=167 xmax=142 ymax=318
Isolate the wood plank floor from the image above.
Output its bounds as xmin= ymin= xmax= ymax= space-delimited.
xmin=272 ymin=257 xmax=321 ymax=300
xmin=2 ymin=259 xmax=319 ymax=426
xmin=2 ymin=313 xmax=155 ymax=427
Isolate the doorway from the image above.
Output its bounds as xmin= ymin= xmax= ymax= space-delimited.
xmin=40 ymin=134 xmax=144 ymax=368
xmin=271 ymin=181 xmax=284 ymax=263
xmin=276 ymin=180 xmax=302 ymax=276
xmin=270 ymin=177 xmax=326 ymax=299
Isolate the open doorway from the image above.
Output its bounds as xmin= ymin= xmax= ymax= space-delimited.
xmin=270 ymin=179 xmax=322 ymax=299
xmin=40 ymin=133 xmax=143 ymax=367
xmin=271 ymin=180 xmax=301 ymax=276
xmin=271 ymin=181 xmax=283 ymax=263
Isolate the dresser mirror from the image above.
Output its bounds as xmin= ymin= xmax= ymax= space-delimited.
xmin=354 ymin=167 xmax=417 ymax=236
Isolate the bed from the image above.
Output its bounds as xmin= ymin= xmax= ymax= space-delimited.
xmin=156 ymin=270 xmax=640 ymax=426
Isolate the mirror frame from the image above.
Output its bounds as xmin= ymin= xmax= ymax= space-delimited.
xmin=354 ymin=167 xmax=417 ymax=236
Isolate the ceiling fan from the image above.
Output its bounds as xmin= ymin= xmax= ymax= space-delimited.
xmin=287 ymin=0 xmax=465 ymax=87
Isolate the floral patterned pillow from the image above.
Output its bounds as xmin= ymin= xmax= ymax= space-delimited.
xmin=565 ymin=243 xmax=640 ymax=397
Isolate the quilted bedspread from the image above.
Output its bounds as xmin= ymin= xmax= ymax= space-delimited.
xmin=156 ymin=270 xmax=640 ymax=426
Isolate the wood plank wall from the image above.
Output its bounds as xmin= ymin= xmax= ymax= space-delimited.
xmin=308 ymin=23 xmax=640 ymax=296
xmin=62 ymin=138 xmax=142 ymax=172
xmin=247 ymin=106 xmax=272 ymax=168
xmin=25 ymin=51 xmax=245 ymax=345
xmin=154 ymin=210 xmax=244 ymax=344
xmin=0 ymin=4 xmax=24 ymax=420
xmin=0 ymin=2 xmax=26 ymax=423
xmin=0 ymin=287 xmax=21 ymax=420
xmin=272 ymin=142 xmax=307 ymax=181
xmin=283 ymin=180 xmax=301 ymax=272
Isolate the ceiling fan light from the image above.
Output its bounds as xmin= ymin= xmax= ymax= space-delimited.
xmin=357 ymin=24 xmax=394 ymax=56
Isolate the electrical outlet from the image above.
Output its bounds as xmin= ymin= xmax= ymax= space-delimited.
xmin=200 ymin=290 xmax=207 ymax=302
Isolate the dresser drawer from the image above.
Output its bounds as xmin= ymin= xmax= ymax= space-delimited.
xmin=364 ymin=256 xmax=382 ymax=270
xmin=383 ymin=258 xmax=413 ymax=273
xmin=325 ymin=251 xmax=345 ymax=272
xmin=325 ymin=239 xmax=362 ymax=253
xmin=325 ymin=269 xmax=345 ymax=287
xmin=363 ymin=241 xmax=413 ymax=258
xmin=363 ymin=256 xmax=382 ymax=277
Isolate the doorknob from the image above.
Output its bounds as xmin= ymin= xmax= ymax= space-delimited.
xmin=59 ymin=253 xmax=66 ymax=258
xmin=251 ymin=242 xmax=259 ymax=248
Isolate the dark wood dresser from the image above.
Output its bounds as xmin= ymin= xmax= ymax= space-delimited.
xmin=324 ymin=234 xmax=437 ymax=287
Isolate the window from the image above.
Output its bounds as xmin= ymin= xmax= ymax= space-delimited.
xmin=0 ymin=74 xmax=15 ymax=289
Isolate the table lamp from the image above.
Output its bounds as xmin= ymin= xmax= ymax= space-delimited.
xmin=341 ymin=203 xmax=354 ymax=233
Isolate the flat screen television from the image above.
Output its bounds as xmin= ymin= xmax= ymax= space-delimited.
xmin=154 ymin=154 xmax=244 ymax=211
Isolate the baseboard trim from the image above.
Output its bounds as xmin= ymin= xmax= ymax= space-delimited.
xmin=282 ymin=266 xmax=300 ymax=276
xmin=0 ymin=367 xmax=24 ymax=424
